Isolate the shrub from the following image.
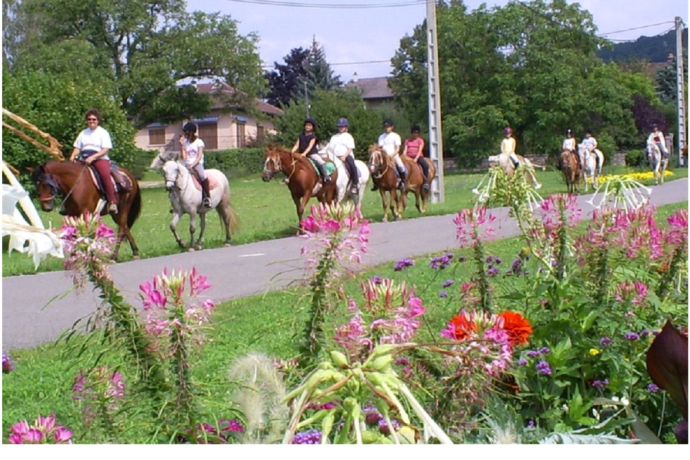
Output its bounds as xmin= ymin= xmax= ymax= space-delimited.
xmin=625 ymin=149 xmax=646 ymax=167
xmin=203 ymin=148 xmax=265 ymax=177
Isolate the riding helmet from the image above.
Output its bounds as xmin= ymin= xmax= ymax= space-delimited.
xmin=183 ymin=121 xmax=198 ymax=133
xmin=504 ymin=127 xmax=513 ymax=135
xmin=411 ymin=124 xmax=421 ymax=133
xmin=304 ymin=118 xmax=317 ymax=130
xmin=336 ymin=118 xmax=349 ymax=127
xmin=566 ymin=128 xmax=573 ymax=135
xmin=383 ymin=118 xmax=394 ymax=127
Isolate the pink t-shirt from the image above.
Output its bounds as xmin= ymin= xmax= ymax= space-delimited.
xmin=404 ymin=138 xmax=424 ymax=158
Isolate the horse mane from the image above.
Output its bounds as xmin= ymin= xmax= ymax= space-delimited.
xmin=367 ymin=144 xmax=394 ymax=167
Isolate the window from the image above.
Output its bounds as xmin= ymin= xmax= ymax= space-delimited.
xmin=149 ymin=128 xmax=166 ymax=146
xmin=236 ymin=123 xmax=246 ymax=148
xmin=198 ymin=123 xmax=218 ymax=150
xmin=257 ymin=125 xmax=265 ymax=140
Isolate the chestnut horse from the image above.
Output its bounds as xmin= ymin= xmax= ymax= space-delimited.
xmin=262 ymin=145 xmax=338 ymax=231
xmin=31 ymin=160 xmax=141 ymax=260
xmin=367 ymin=144 xmax=401 ymax=222
xmin=399 ymin=154 xmax=437 ymax=215
xmin=558 ymin=149 xmax=581 ymax=194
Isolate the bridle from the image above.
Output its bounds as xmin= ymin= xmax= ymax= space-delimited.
xmin=368 ymin=148 xmax=390 ymax=179
xmin=34 ymin=168 xmax=61 ymax=204
xmin=165 ymin=161 xmax=190 ymax=193
xmin=263 ymin=150 xmax=298 ymax=181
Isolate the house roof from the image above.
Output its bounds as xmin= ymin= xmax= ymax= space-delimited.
xmin=345 ymin=77 xmax=394 ymax=100
xmin=195 ymin=81 xmax=284 ymax=116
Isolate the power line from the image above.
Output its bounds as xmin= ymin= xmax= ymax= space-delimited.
xmin=261 ymin=59 xmax=391 ymax=68
xmin=599 ymin=21 xmax=675 ymax=36
xmin=220 ymin=0 xmax=426 ymax=8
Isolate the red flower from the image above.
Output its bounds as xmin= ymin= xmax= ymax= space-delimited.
xmin=498 ymin=311 xmax=533 ymax=347
xmin=442 ymin=313 xmax=478 ymax=341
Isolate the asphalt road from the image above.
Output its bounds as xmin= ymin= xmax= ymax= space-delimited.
xmin=2 ymin=178 xmax=687 ymax=350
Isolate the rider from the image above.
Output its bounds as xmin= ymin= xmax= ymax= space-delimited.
xmin=179 ymin=121 xmax=211 ymax=208
xmin=70 ymin=108 xmax=120 ymax=214
xmin=647 ymin=124 xmax=670 ymax=162
xmin=581 ymin=129 xmax=600 ymax=164
xmin=327 ymin=118 xmax=359 ymax=194
xmin=501 ymin=127 xmax=520 ymax=169
xmin=377 ymin=118 xmax=405 ymax=191
xmin=562 ymin=128 xmax=581 ymax=170
xmin=292 ymin=118 xmax=331 ymax=184
xmin=402 ymin=124 xmax=430 ymax=191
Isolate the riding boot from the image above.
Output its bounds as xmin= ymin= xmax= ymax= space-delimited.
xmin=317 ymin=163 xmax=331 ymax=184
xmin=398 ymin=168 xmax=406 ymax=190
xmin=512 ymin=159 xmax=520 ymax=169
xmin=371 ymin=182 xmax=378 ymax=191
xmin=201 ymin=178 xmax=211 ymax=207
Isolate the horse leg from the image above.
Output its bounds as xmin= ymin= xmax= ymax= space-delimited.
xmin=170 ymin=211 xmax=186 ymax=248
xmin=379 ymin=189 xmax=389 ymax=222
xmin=188 ymin=212 xmax=197 ymax=251
xmin=195 ymin=213 xmax=206 ymax=250
xmin=295 ymin=190 xmax=311 ymax=234
xmin=392 ymin=190 xmax=402 ymax=220
xmin=218 ymin=199 xmax=233 ymax=246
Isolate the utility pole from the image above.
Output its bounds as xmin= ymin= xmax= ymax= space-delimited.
xmin=426 ymin=0 xmax=444 ymax=203
xmin=304 ymin=80 xmax=310 ymax=118
xmin=676 ymin=16 xmax=687 ymax=166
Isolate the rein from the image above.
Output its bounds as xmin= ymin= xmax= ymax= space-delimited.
xmin=370 ymin=150 xmax=390 ymax=179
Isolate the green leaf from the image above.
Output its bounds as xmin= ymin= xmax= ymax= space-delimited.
xmin=581 ymin=311 xmax=599 ymax=332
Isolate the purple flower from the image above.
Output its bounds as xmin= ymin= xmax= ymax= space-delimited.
xmin=393 ymin=258 xmax=415 ymax=271
xmin=536 ymin=360 xmax=552 ymax=376
xmin=600 ymin=336 xmax=612 ymax=346
xmin=527 ymin=420 xmax=535 ymax=428
xmin=487 ymin=267 xmax=500 ymax=276
xmin=591 ymin=379 xmax=609 ymax=390
xmin=370 ymin=275 xmax=383 ymax=284
xmin=292 ymin=429 xmax=322 ymax=444
xmin=526 ymin=350 xmax=541 ymax=358
xmin=539 ymin=347 xmax=551 ymax=355
xmin=624 ymin=332 xmax=640 ymax=341
xmin=517 ymin=358 xmax=528 ymax=366
xmin=219 ymin=419 xmax=245 ymax=433
xmin=647 ymin=383 xmax=660 ymax=393
xmin=438 ymin=291 xmax=448 ymax=298
xmin=378 ymin=418 xmax=401 ymax=435
xmin=2 ymin=353 xmax=14 ymax=373
xmin=430 ymin=253 xmax=454 ymax=269
xmin=442 ymin=279 xmax=455 ymax=288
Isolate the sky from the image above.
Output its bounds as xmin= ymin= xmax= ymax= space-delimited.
xmin=196 ymin=0 xmax=685 ymax=81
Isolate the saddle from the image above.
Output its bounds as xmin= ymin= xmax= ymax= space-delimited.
xmin=308 ymin=158 xmax=336 ymax=178
xmin=84 ymin=163 xmax=132 ymax=196
xmin=189 ymin=172 xmax=220 ymax=191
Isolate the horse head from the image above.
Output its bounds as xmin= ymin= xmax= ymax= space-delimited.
xmin=367 ymin=144 xmax=387 ymax=174
xmin=162 ymin=160 xmax=184 ymax=191
xmin=151 ymin=150 xmax=179 ymax=169
xmin=487 ymin=155 xmax=501 ymax=168
xmin=262 ymin=147 xmax=284 ymax=182
xmin=31 ymin=163 xmax=60 ymax=211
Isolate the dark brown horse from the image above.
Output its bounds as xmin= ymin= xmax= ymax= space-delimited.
xmin=367 ymin=144 xmax=401 ymax=222
xmin=31 ymin=160 xmax=142 ymax=260
xmin=558 ymin=149 xmax=581 ymax=194
xmin=399 ymin=154 xmax=437 ymax=215
xmin=262 ymin=145 xmax=337 ymax=231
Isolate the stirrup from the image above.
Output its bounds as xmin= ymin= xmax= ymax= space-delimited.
xmin=108 ymin=203 xmax=118 ymax=214
xmin=202 ymin=197 xmax=211 ymax=207
xmin=397 ymin=181 xmax=405 ymax=190
xmin=323 ymin=175 xmax=332 ymax=184
xmin=422 ymin=183 xmax=430 ymax=191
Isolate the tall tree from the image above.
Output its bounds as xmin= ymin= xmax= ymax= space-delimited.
xmin=8 ymin=0 xmax=265 ymax=128
xmin=264 ymin=47 xmax=310 ymax=108
xmin=304 ymin=37 xmax=342 ymax=94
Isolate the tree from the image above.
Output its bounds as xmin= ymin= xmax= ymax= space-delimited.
xmin=8 ymin=0 xmax=265 ymax=128
xmin=304 ymin=37 xmax=343 ymax=94
xmin=264 ymin=47 xmax=311 ymax=108
xmin=272 ymin=88 xmax=381 ymax=161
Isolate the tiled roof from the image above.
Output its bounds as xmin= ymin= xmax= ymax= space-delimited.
xmin=195 ymin=81 xmax=284 ymax=116
xmin=345 ymin=77 xmax=394 ymax=100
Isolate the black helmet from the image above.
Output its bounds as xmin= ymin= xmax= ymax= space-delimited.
xmin=304 ymin=118 xmax=317 ymax=130
xmin=383 ymin=118 xmax=394 ymax=127
xmin=183 ymin=121 xmax=197 ymax=133
xmin=566 ymin=128 xmax=572 ymax=135
xmin=585 ymin=129 xmax=593 ymax=135
xmin=411 ymin=124 xmax=421 ymax=133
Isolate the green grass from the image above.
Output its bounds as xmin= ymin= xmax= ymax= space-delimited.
xmin=3 ymin=201 xmax=686 ymax=443
xmin=3 ymin=164 xmax=687 ymax=277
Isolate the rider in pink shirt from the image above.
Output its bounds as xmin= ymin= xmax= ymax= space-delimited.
xmin=402 ymin=125 xmax=430 ymax=191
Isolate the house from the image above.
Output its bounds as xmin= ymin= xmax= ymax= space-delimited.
xmin=344 ymin=74 xmax=394 ymax=110
xmin=134 ymin=81 xmax=284 ymax=153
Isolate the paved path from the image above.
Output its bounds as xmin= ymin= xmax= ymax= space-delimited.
xmin=2 ymin=179 xmax=688 ymax=350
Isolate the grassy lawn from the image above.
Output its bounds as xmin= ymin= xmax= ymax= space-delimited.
xmin=2 ymin=163 xmax=687 ymax=277
xmin=2 ymin=201 xmax=686 ymax=443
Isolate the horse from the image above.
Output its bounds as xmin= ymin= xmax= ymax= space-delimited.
xmin=558 ymin=149 xmax=581 ymax=194
xmin=367 ymin=144 xmax=402 ymax=222
xmin=262 ymin=145 xmax=338 ymax=231
xmin=30 ymin=160 xmax=141 ymax=260
xmin=318 ymin=144 xmax=370 ymax=208
xmin=150 ymin=153 xmax=238 ymax=250
xmin=647 ymin=141 xmax=668 ymax=185
xmin=578 ymin=144 xmax=604 ymax=192
xmin=399 ymin=154 xmax=437 ymax=215
xmin=486 ymin=153 xmax=543 ymax=188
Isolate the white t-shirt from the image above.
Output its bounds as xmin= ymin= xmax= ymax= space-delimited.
xmin=562 ymin=138 xmax=576 ymax=151
xmin=378 ymin=132 xmax=401 ymax=156
xmin=73 ymin=126 xmax=113 ymax=159
xmin=328 ymin=132 xmax=355 ymax=157
xmin=647 ymin=131 xmax=667 ymax=149
xmin=581 ymin=137 xmax=597 ymax=151
xmin=183 ymin=138 xmax=205 ymax=166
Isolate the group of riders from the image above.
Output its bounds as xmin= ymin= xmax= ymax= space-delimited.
xmin=290 ymin=117 xmax=432 ymax=195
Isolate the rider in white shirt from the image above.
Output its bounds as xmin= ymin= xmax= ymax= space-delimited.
xmin=647 ymin=124 xmax=669 ymax=158
xmin=562 ymin=128 xmax=581 ymax=170
xmin=501 ymin=127 xmax=520 ymax=168
xmin=327 ymin=118 xmax=360 ymax=194
xmin=377 ymin=119 xmax=405 ymax=190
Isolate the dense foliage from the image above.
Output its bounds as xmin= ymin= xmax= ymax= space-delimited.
xmin=597 ymin=28 xmax=688 ymax=64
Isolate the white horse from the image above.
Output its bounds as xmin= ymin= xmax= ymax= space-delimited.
xmin=578 ymin=144 xmax=604 ymax=191
xmin=318 ymin=144 xmax=370 ymax=208
xmin=647 ymin=141 xmax=668 ymax=185
xmin=150 ymin=153 xmax=237 ymax=250
xmin=487 ymin=153 xmax=543 ymax=188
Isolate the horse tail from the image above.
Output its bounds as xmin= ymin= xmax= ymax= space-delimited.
xmin=127 ymin=185 xmax=142 ymax=229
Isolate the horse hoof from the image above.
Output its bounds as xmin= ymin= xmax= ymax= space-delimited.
xmin=224 ymin=243 xmax=231 ymax=247
xmin=133 ymin=255 xmax=140 ymax=260
xmin=187 ymin=248 xmax=195 ymax=252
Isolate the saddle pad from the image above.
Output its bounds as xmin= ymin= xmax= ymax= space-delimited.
xmin=190 ymin=173 xmax=220 ymax=191
xmin=86 ymin=167 xmax=120 ymax=194
xmin=309 ymin=159 xmax=336 ymax=178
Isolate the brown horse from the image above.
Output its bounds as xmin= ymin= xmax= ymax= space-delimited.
xmin=262 ymin=145 xmax=338 ymax=231
xmin=31 ymin=160 xmax=142 ymax=260
xmin=367 ymin=144 xmax=401 ymax=222
xmin=558 ymin=149 xmax=581 ymax=194
xmin=399 ymin=154 xmax=437 ymax=215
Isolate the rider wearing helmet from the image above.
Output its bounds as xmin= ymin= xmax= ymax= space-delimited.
xmin=563 ymin=128 xmax=581 ymax=170
xmin=291 ymin=118 xmax=331 ymax=184
xmin=501 ymin=127 xmax=520 ymax=169
xmin=377 ymin=118 xmax=405 ymax=190
xmin=327 ymin=118 xmax=359 ymax=194
xmin=647 ymin=124 xmax=669 ymax=160
xmin=179 ymin=121 xmax=211 ymax=208
xmin=402 ymin=124 xmax=430 ymax=191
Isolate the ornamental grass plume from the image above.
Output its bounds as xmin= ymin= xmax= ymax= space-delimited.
xmin=8 ymin=414 xmax=73 ymax=444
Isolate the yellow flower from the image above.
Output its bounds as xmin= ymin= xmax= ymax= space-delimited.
xmin=589 ymin=348 xmax=600 ymax=356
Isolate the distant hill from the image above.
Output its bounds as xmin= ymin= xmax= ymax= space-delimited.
xmin=597 ymin=28 xmax=688 ymax=63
